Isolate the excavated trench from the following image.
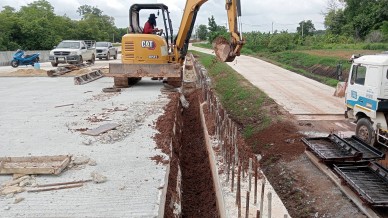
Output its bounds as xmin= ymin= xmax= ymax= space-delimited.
xmin=180 ymin=91 xmax=218 ymax=217
xmin=163 ymin=91 xmax=219 ymax=218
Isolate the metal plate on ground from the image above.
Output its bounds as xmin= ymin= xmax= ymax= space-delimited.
xmin=343 ymin=136 xmax=386 ymax=160
xmin=334 ymin=162 xmax=388 ymax=207
xmin=302 ymin=134 xmax=362 ymax=163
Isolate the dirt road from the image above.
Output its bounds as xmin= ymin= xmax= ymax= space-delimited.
xmin=190 ymin=46 xmax=346 ymax=121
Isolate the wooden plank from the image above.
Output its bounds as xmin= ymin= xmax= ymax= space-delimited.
xmin=0 ymin=155 xmax=70 ymax=175
xmin=107 ymin=63 xmax=181 ymax=78
xmin=82 ymin=123 xmax=120 ymax=136
xmin=305 ymin=151 xmax=380 ymax=218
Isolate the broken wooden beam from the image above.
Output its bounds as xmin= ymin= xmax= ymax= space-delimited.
xmin=0 ymin=155 xmax=71 ymax=175
xmin=82 ymin=123 xmax=120 ymax=136
xmin=27 ymin=183 xmax=83 ymax=193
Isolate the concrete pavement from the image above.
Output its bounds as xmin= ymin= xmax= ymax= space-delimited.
xmin=190 ymin=46 xmax=346 ymax=120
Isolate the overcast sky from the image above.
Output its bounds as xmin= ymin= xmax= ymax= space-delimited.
xmin=1 ymin=0 xmax=328 ymax=33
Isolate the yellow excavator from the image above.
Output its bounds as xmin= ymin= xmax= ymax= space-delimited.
xmin=107 ymin=0 xmax=245 ymax=87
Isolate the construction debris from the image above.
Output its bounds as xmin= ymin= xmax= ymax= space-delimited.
xmin=55 ymin=103 xmax=74 ymax=108
xmin=82 ymin=123 xmax=120 ymax=136
xmin=0 ymin=186 xmax=25 ymax=195
xmin=91 ymin=171 xmax=107 ymax=183
xmin=47 ymin=63 xmax=90 ymax=77
xmin=180 ymin=94 xmax=189 ymax=109
xmin=102 ymin=87 xmax=121 ymax=93
xmin=14 ymin=197 xmax=24 ymax=204
xmin=333 ymin=82 xmax=347 ymax=97
xmin=0 ymin=155 xmax=71 ymax=175
xmin=74 ymin=70 xmax=104 ymax=85
xmin=1 ymin=175 xmax=30 ymax=187
xmin=28 ymin=183 xmax=84 ymax=193
xmin=36 ymin=179 xmax=92 ymax=188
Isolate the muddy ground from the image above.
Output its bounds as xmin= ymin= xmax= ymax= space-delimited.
xmin=155 ymin=90 xmax=378 ymax=217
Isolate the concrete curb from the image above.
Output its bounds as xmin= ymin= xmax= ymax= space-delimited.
xmin=199 ymin=101 xmax=227 ymax=218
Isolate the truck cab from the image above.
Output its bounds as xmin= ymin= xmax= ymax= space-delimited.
xmin=345 ymin=54 xmax=388 ymax=146
xmin=49 ymin=40 xmax=96 ymax=67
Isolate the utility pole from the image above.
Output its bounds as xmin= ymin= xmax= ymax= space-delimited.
xmin=301 ymin=21 xmax=304 ymax=38
xmin=271 ymin=22 xmax=273 ymax=34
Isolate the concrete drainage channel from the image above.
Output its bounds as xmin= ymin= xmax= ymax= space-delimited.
xmin=162 ymin=54 xmax=289 ymax=217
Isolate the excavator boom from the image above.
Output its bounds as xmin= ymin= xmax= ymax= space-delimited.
xmin=175 ymin=0 xmax=245 ymax=63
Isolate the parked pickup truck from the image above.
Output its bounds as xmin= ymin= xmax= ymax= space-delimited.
xmin=96 ymin=41 xmax=118 ymax=60
xmin=49 ymin=40 xmax=96 ymax=67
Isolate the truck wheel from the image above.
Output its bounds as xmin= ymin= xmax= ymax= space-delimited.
xmin=51 ymin=62 xmax=58 ymax=67
xmin=106 ymin=52 xmax=110 ymax=60
xmin=113 ymin=52 xmax=117 ymax=60
xmin=356 ymin=118 xmax=375 ymax=144
xmin=78 ymin=56 xmax=83 ymax=64
xmin=88 ymin=54 xmax=95 ymax=64
xmin=11 ymin=60 xmax=19 ymax=68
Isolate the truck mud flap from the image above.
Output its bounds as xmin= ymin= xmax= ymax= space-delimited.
xmin=334 ymin=162 xmax=388 ymax=207
xmin=302 ymin=134 xmax=362 ymax=163
xmin=107 ymin=63 xmax=181 ymax=78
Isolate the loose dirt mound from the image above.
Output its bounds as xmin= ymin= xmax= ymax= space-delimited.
xmin=247 ymin=121 xmax=305 ymax=162
xmin=1 ymin=69 xmax=47 ymax=77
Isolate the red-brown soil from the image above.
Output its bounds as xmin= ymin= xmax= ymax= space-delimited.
xmin=180 ymin=90 xmax=218 ymax=217
xmin=246 ymin=121 xmax=305 ymax=163
xmin=156 ymin=91 xmax=218 ymax=217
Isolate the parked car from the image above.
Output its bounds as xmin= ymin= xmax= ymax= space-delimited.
xmin=96 ymin=42 xmax=118 ymax=60
xmin=49 ymin=40 xmax=96 ymax=67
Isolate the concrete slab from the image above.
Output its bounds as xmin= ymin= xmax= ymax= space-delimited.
xmin=0 ymin=77 xmax=169 ymax=217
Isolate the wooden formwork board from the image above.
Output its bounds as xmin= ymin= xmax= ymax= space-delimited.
xmin=0 ymin=155 xmax=71 ymax=175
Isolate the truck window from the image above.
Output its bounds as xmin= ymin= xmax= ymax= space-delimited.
xmin=351 ymin=65 xmax=367 ymax=85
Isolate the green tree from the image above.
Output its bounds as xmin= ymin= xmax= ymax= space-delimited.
xmin=296 ymin=20 xmax=315 ymax=37
xmin=207 ymin=16 xmax=229 ymax=43
xmin=208 ymin=15 xmax=218 ymax=32
xmin=324 ymin=9 xmax=346 ymax=35
xmin=196 ymin=24 xmax=208 ymax=40
xmin=77 ymin=5 xmax=103 ymax=18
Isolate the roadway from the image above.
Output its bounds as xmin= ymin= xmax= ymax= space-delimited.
xmin=189 ymin=45 xmax=346 ymax=121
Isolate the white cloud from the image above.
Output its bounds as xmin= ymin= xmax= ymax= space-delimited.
xmin=1 ymin=0 xmax=327 ymax=33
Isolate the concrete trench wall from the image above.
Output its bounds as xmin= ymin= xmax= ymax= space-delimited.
xmin=162 ymin=53 xmax=289 ymax=217
xmin=162 ymin=97 xmax=183 ymax=217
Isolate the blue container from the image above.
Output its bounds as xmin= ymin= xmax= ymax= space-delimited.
xmin=34 ymin=62 xmax=40 ymax=70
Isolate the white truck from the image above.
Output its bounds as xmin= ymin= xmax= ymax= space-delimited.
xmin=49 ymin=40 xmax=96 ymax=67
xmin=96 ymin=42 xmax=118 ymax=60
xmin=345 ymin=53 xmax=388 ymax=147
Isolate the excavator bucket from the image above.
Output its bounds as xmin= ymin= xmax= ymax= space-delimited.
xmin=213 ymin=37 xmax=236 ymax=62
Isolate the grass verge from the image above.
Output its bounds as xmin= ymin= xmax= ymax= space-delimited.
xmin=191 ymin=50 xmax=273 ymax=138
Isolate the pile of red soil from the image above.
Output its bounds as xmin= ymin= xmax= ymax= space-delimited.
xmin=246 ymin=121 xmax=305 ymax=163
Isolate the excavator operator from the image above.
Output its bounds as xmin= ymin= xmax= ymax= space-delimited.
xmin=143 ymin=13 xmax=160 ymax=34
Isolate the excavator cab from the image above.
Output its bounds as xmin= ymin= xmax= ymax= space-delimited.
xmin=124 ymin=4 xmax=174 ymax=64
xmin=108 ymin=1 xmax=245 ymax=88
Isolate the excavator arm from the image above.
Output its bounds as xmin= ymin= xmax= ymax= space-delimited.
xmin=174 ymin=0 xmax=245 ymax=63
